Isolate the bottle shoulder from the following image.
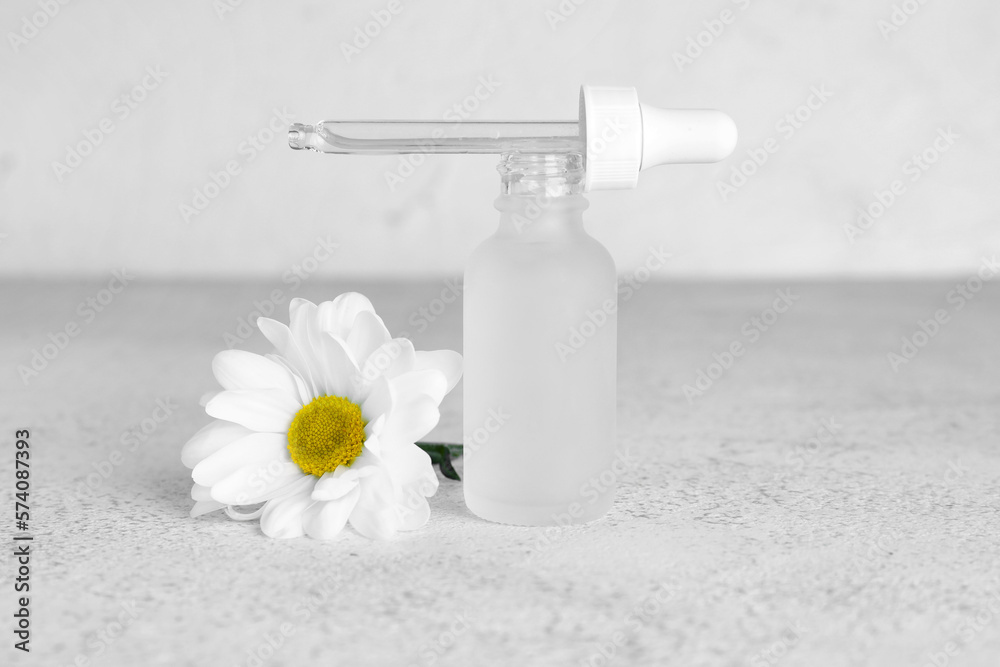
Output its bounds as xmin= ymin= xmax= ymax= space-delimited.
xmin=466 ymin=228 xmax=616 ymax=283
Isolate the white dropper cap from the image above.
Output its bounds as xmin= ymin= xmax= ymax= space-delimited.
xmin=580 ymin=85 xmax=738 ymax=191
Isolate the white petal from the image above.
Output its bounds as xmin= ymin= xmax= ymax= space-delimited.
xmin=260 ymin=487 xmax=315 ymax=539
xmin=390 ymin=369 xmax=449 ymax=405
xmin=192 ymin=432 xmax=290 ymax=487
xmin=385 ymin=447 xmax=437 ymax=531
xmin=257 ymin=316 xmax=297 ymax=356
xmin=212 ymin=349 xmax=300 ymax=396
xmin=317 ymin=293 xmax=376 ymax=339
xmin=199 ymin=391 xmax=220 ymax=407
xmin=380 ymin=395 xmax=441 ymax=448
xmin=267 ymin=354 xmax=314 ymax=405
xmin=365 ymin=414 xmax=386 ymax=439
xmin=348 ymin=464 xmax=402 ymax=539
xmin=311 ymin=446 xmax=380 ymax=501
xmin=349 ymin=500 xmax=399 ymax=541
xmin=384 ymin=443 xmax=439 ymax=493
xmin=361 ymin=376 xmax=394 ymax=424
xmin=292 ymin=299 xmax=340 ymax=362
xmin=314 ymin=333 xmax=361 ymax=399
xmin=288 ymin=298 xmax=322 ymax=361
xmin=181 ymin=420 xmax=253 ymax=469
xmin=209 ymin=461 xmax=306 ymax=505
xmin=205 ymin=389 xmax=300 ymax=433
xmin=396 ymin=494 xmax=430 ymax=532
xmin=312 ymin=473 xmax=359 ymax=502
xmin=257 ymin=317 xmax=320 ymax=399
xmin=382 ymin=339 xmax=416 ymax=378
xmin=302 ymin=487 xmax=361 ymax=540
xmin=225 ymin=504 xmax=265 ymax=521
xmin=288 ymin=297 xmax=318 ymax=328
xmin=287 ymin=301 xmax=360 ymax=399
xmin=358 ymin=466 xmax=396 ymax=508
xmin=414 ymin=350 xmax=463 ymax=393
xmin=359 ymin=338 xmax=416 ymax=385
xmin=361 ymin=430 xmax=383 ymax=457
xmin=346 ymin=310 xmax=391 ymax=366
xmin=191 ymin=500 xmax=226 ymax=518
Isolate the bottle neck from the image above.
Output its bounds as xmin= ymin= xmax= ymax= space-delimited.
xmin=495 ymin=153 xmax=588 ymax=238
xmin=498 ymin=152 xmax=585 ymax=196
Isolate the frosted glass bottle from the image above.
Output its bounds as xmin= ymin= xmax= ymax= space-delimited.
xmin=463 ymin=153 xmax=618 ymax=525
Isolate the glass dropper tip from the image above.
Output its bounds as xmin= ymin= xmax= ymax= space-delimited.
xmin=288 ymin=123 xmax=313 ymax=151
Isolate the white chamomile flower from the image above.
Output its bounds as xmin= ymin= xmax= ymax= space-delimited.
xmin=181 ymin=293 xmax=462 ymax=540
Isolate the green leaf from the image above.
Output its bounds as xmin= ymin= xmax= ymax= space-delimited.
xmin=437 ymin=456 xmax=460 ymax=481
xmin=416 ymin=442 xmax=463 ymax=481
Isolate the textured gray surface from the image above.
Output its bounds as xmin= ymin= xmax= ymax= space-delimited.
xmin=1 ymin=280 xmax=998 ymax=667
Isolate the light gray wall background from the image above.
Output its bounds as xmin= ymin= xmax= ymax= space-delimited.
xmin=2 ymin=0 xmax=997 ymax=279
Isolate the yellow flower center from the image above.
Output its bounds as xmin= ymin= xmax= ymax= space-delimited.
xmin=287 ymin=395 xmax=367 ymax=477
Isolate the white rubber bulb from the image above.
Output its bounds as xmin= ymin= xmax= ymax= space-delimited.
xmin=639 ymin=106 xmax=738 ymax=168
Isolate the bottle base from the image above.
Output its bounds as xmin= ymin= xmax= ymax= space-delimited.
xmin=464 ymin=490 xmax=613 ymax=526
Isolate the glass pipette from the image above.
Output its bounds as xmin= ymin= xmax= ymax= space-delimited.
xmin=288 ymin=86 xmax=737 ymax=190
